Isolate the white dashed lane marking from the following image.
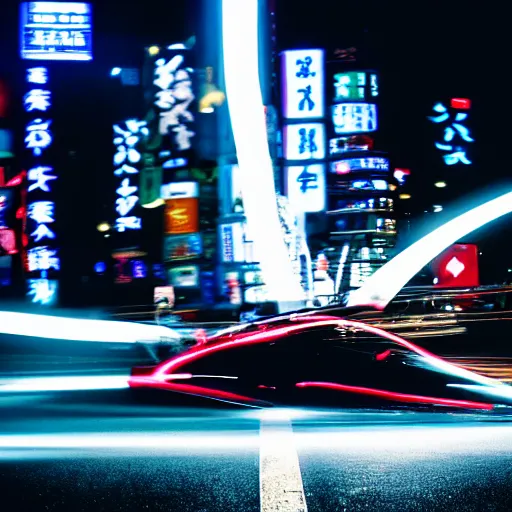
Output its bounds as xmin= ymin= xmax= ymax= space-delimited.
xmin=260 ymin=419 xmax=307 ymax=512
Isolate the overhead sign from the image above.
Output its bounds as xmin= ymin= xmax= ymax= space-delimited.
xmin=20 ymin=2 xmax=93 ymax=61
xmin=285 ymin=164 xmax=326 ymax=213
xmin=283 ymin=123 xmax=326 ymax=161
xmin=332 ymin=103 xmax=378 ymax=134
xmin=281 ymin=49 xmax=325 ymax=119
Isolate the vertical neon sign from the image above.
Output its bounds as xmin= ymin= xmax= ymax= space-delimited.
xmin=23 ymin=66 xmax=60 ymax=305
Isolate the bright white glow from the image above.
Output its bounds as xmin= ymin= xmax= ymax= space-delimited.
xmin=285 ymin=164 xmax=326 ymax=213
xmin=0 ymin=433 xmax=260 ymax=451
xmin=222 ymin=0 xmax=304 ymax=303
xmin=281 ymin=49 xmax=325 ymax=119
xmin=0 ymin=311 xmax=181 ymax=343
xmin=447 ymin=384 xmax=512 ymax=401
xmin=283 ymin=123 xmax=326 ymax=160
xmin=110 ymin=67 xmax=122 ymax=76
xmin=347 ymin=190 xmax=512 ymax=309
xmin=335 ymin=243 xmax=350 ymax=294
xmin=0 ymin=375 xmax=129 ymax=393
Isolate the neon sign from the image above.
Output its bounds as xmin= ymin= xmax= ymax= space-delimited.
xmin=113 ymin=120 xmax=148 ymax=232
xmin=332 ymin=103 xmax=377 ymax=134
xmin=152 ymin=49 xmax=196 ymax=152
xmin=24 ymin=65 xmax=60 ymax=304
xmin=20 ymin=2 xmax=93 ymax=61
xmin=331 ymin=156 xmax=389 ymax=174
xmin=281 ymin=49 xmax=325 ymax=119
xmin=285 ymin=164 xmax=326 ymax=213
xmin=333 ymin=71 xmax=378 ymax=102
xmin=283 ymin=123 xmax=326 ymax=160
xmin=428 ymin=99 xmax=474 ymax=165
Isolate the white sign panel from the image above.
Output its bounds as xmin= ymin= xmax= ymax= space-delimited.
xmin=332 ymin=103 xmax=378 ymax=134
xmin=161 ymin=181 xmax=199 ymax=199
xmin=285 ymin=164 xmax=326 ymax=213
xmin=284 ymin=123 xmax=326 ymax=161
xmin=281 ymin=49 xmax=325 ymax=120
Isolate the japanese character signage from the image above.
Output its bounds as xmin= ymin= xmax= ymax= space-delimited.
xmin=113 ymin=119 xmax=148 ymax=232
xmin=332 ymin=103 xmax=378 ymax=134
xmin=23 ymin=65 xmax=60 ymax=303
xmin=330 ymin=156 xmax=390 ymax=174
xmin=281 ymin=49 xmax=325 ymax=119
xmin=285 ymin=164 xmax=326 ymax=213
xmin=329 ymin=135 xmax=374 ymax=155
xmin=428 ymin=99 xmax=474 ymax=166
xmin=333 ymin=72 xmax=379 ymax=102
xmin=151 ymin=48 xmax=196 ymax=155
xmin=283 ymin=123 xmax=326 ymax=161
xmin=164 ymin=198 xmax=199 ymax=235
xmin=20 ymin=2 xmax=93 ymax=61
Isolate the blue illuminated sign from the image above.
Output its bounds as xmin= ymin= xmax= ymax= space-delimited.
xmin=332 ymin=103 xmax=377 ymax=134
xmin=24 ymin=66 xmax=61 ymax=286
xmin=428 ymin=100 xmax=474 ymax=165
xmin=20 ymin=2 xmax=92 ymax=61
xmin=331 ymin=156 xmax=389 ymax=174
xmin=113 ymin=120 xmax=148 ymax=232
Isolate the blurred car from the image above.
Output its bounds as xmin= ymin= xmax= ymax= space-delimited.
xmin=129 ymin=316 xmax=512 ymax=411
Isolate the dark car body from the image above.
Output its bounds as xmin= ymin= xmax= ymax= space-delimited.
xmin=130 ymin=317 xmax=512 ymax=411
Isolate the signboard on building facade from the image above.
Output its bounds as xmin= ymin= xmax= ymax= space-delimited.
xmin=150 ymin=47 xmax=196 ymax=165
xmin=113 ymin=119 xmax=148 ymax=233
xmin=428 ymin=98 xmax=474 ymax=166
xmin=20 ymin=2 xmax=93 ymax=61
xmin=283 ymin=123 xmax=326 ymax=161
xmin=281 ymin=49 xmax=325 ymax=120
xmin=23 ymin=65 xmax=60 ymax=305
xmin=285 ymin=164 xmax=326 ymax=213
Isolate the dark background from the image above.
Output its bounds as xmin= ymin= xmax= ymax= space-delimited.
xmin=0 ymin=0 xmax=510 ymax=288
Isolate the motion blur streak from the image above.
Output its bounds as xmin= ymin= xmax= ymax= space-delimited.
xmin=0 ymin=433 xmax=260 ymax=451
xmin=222 ymin=0 xmax=304 ymax=303
xmin=153 ymin=319 xmax=506 ymax=390
xmin=448 ymin=384 xmax=512 ymax=401
xmin=1 ymin=425 xmax=510 ymax=454
xmin=0 ymin=311 xmax=179 ymax=342
xmin=0 ymin=375 xmax=129 ymax=392
xmin=348 ymin=190 xmax=512 ymax=309
xmin=295 ymin=382 xmax=494 ymax=410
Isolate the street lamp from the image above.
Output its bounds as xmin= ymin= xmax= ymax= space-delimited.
xmin=399 ymin=193 xmax=411 ymax=200
xmin=434 ymin=181 xmax=447 ymax=188
xmin=97 ymin=222 xmax=111 ymax=233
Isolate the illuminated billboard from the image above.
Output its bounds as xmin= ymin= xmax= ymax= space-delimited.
xmin=431 ymin=244 xmax=479 ymax=288
xmin=113 ymin=120 xmax=147 ymax=233
xmin=20 ymin=2 xmax=93 ymax=61
xmin=285 ymin=164 xmax=326 ymax=213
xmin=332 ymin=103 xmax=377 ymax=134
xmin=329 ymin=135 xmax=374 ymax=155
xmin=333 ymin=71 xmax=378 ymax=102
xmin=428 ymin=99 xmax=473 ymax=166
xmin=283 ymin=123 xmax=326 ymax=160
xmin=331 ymin=156 xmax=390 ymax=174
xmin=328 ymin=178 xmax=389 ymax=192
xmin=23 ymin=65 xmax=60 ymax=305
xmin=281 ymin=49 xmax=325 ymax=119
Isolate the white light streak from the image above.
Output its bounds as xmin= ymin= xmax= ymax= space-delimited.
xmin=348 ymin=191 xmax=512 ymax=309
xmin=0 ymin=311 xmax=181 ymax=343
xmin=222 ymin=0 xmax=304 ymax=303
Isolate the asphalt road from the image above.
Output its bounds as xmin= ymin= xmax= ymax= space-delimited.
xmin=1 ymin=387 xmax=512 ymax=511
